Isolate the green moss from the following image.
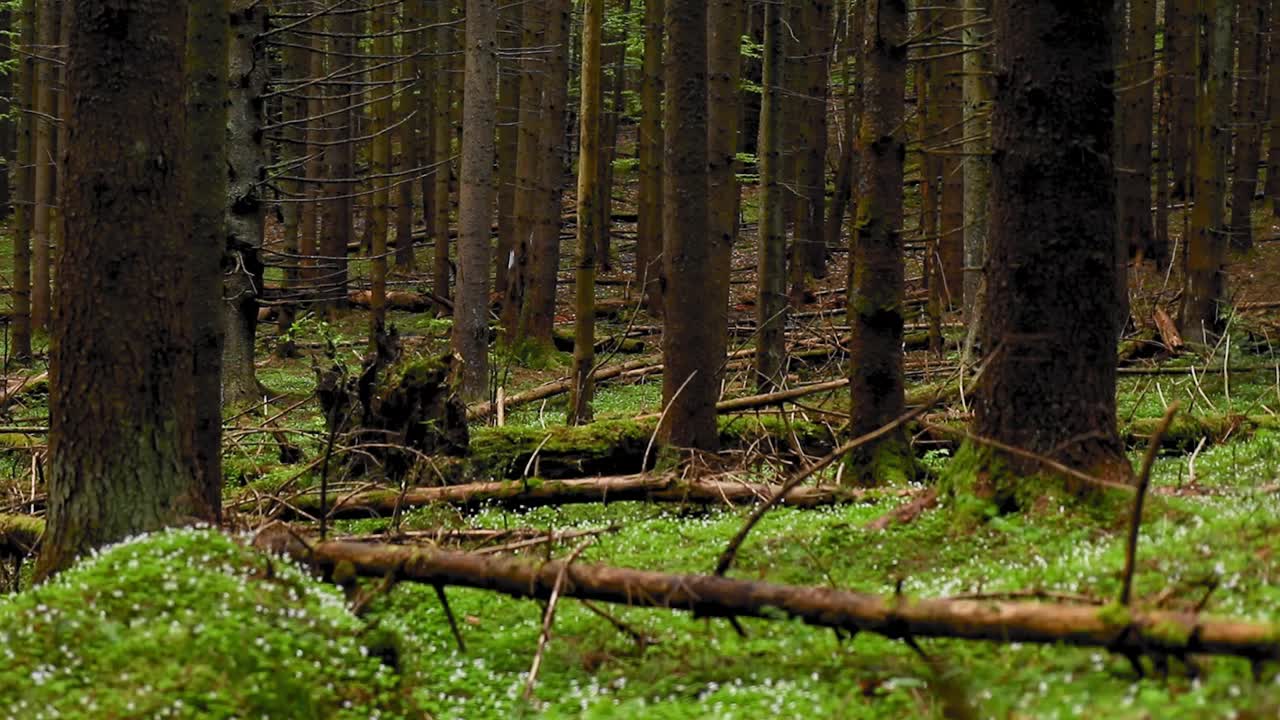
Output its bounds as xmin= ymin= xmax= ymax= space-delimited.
xmin=1146 ymin=618 xmax=1192 ymax=646
xmin=843 ymin=435 xmax=918 ymax=487
xmin=1097 ymin=602 xmax=1132 ymax=629
xmin=0 ymin=529 xmax=402 ymax=717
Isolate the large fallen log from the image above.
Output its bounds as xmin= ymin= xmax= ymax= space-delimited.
xmin=258 ymin=534 xmax=1280 ymax=662
xmin=281 ymin=474 xmax=879 ymax=519
xmin=0 ymin=513 xmax=43 ymax=556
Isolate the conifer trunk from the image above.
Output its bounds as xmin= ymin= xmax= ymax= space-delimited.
xmin=570 ymin=0 xmax=603 ymax=425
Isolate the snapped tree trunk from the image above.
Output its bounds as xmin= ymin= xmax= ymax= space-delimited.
xmin=39 ymin=0 xmax=208 ymax=577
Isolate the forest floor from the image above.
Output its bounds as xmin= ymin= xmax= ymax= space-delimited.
xmin=4 ymin=192 xmax=1280 ymax=717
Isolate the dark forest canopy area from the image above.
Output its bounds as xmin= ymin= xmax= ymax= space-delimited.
xmin=5 ymin=0 xmax=1280 ymax=716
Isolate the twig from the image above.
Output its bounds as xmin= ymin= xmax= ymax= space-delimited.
xmin=523 ymin=539 xmax=594 ymax=701
xmin=434 ymin=584 xmax=467 ymax=653
xmin=1120 ymin=403 xmax=1179 ymax=606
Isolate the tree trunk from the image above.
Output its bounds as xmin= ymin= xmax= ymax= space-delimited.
xmin=570 ymin=0 xmax=603 ymax=425
xmin=754 ymin=0 xmax=787 ymax=391
xmin=824 ymin=0 xmax=865 ymax=256
xmin=1118 ymin=0 xmax=1158 ymax=262
xmin=961 ymin=0 xmax=992 ymax=362
xmin=494 ymin=0 xmax=521 ymax=294
xmin=187 ymin=0 xmax=230 ymax=523
xmin=11 ymin=0 xmax=34 ymax=362
xmin=1228 ymin=0 xmax=1268 ymax=250
xmin=707 ymin=0 xmax=742 ymax=397
xmin=1266 ymin=0 xmax=1280 ymax=209
xmin=223 ymin=0 xmax=269 ymax=404
xmin=433 ymin=0 xmax=454 ymax=305
xmin=846 ymin=0 xmax=911 ymax=485
xmin=395 ymin=4 xmax=418 ymax=272
xmin=39 ymin=0 xmax=207 ymax=577
xmin=660 ymin=0 xmax=716 ymax=452
xmin=1169 ymin=0 xmax=1196 ymax=199
xmin=965 ymin=0 xmax=1131 ymax=496
xmin=517 ymin=0 xmax=570 ymax=350
xmin=454 ymin=0 xmax=499 ymax=401
xmin=30 ymin=0 xmax=55 ymax=333
xmin=1180 ymin=0 xmax=1235 ymax=343
xmin=369 ymin=2 xmax=394 ymax=338
xmin=323 ymin=8 xmax=353 ymax=314
xmin=636 ymin=0 xmax=665 ymax=316
xmin=938 ymin=0 xmax=965 ymax=309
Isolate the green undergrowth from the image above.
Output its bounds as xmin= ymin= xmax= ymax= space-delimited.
xmin=0 ymin=529 xmax=403 ymax=719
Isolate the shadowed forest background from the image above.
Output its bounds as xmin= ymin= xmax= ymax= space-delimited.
xmin=3 ymin=0 xmax=1280 ymax=717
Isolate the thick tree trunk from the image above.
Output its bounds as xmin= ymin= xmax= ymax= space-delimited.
xmin=754 ymin=0 xmax=787 ymax=391
xmin=1118 ymin=0 xmax=1158 ymax=262
xmin=707 ymin=0 xmax=742 ymax=399
xmin=1266 ymin=1 xmax=1280 ymax=209
xmin=39 ymin=0 xmax=206 ymax=577
xmin=1180 ymin=0 xmax=1235 ymax=343
xmin=1227 ymin=0 xmax=1268 ymax=250
xmin=223 ymin=0 xmax=269 ymax=404
xmin=636 ymin=0 xmax=665 ymax=316
xmin=660 ymin=0 xmax=716 ymax=452
xmin=847 ymin=0 xmax=910 ymax=484
xmin=793 ymin=0 xmax=832 ymax=291
xmin=570 ymin=0 xmax=603 ymax=425
xmin=454 ymin=0 xmax=499 ymax=401
xmin=188 ymin=0 xmax=230 ymax=523
xmin=518 ymin=0 xmax=571 ymax=349
xmin=969 ymin=0 xmax=1131 ymax=492
xmin=1169 ymin=0 xmax=1197 ymax=199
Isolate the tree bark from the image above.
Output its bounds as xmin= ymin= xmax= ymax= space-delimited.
xmin=707 ymin=0 xmax=742 ymax=398
xmin=636 ymin=0 xmax=665 ymax=316
xmin=322 ymin=7 xmax=354 ymax=313
xmin=938 ymin=0 xmax=965 ymax=309
xmin=824 ymin=0 xmax=865 ymax=256
xmin=1227 ymin=0 xmax=1269 ymax=250
xmin=494 ymin=0 xmax=521 ymax=293
xmin=369 ymin=2 xmax=394 ymax=338
xmin=961 ymin=0 xmax=992 ymax=362
xmin=1117 ymin=0 xmax=1157 ymax=263
xmin=433 ymin=0 xmax=454 ymax=306
xmin=39 ymin=0 xmax=207 ymax=577
xmin=11 ymin=0 xmax=35 ymax=362
xmin=661 ymin=0 xmax=717 ymax=451
xmin=570 ymin=0 xmax=603 ymax=425
xmin=970 ymin=0 xmax=1131 ymax=490
xmin=1168 ymin=0 xmax=1196 ymax=199
xmin=224 ymin=0 xmax=269 ymax=404
xmin=754 ymin=0 xmax=787 ymax=391
xmin=847 ymin=0 xmax=910 ymax=484
xmin=30 ymin=0 xmax=55 ymax=333
xmin=188 ymin=0 xmax=230 ymax=523
xmin=454 ymin=0 xmax=499 ymax=401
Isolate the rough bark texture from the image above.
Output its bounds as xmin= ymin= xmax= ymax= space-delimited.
xmin=40 ymin=0 xmax=206 ymax=577
xmin=369 ymin=4 xmax=394 ymax=337
xmin=961 ymin=0 xmax=992 ymax=358
xmin=636 ymin=0 xmax=665 ymax=316
xmin=660 ymin=0 xmax=717 ymax=451
xmin=322 ymin=8 xmax=354 ymax=313
xmin=972 ymin=0 xmax=1131 ymax=489
xmin=938 ymin=0 xmax=965 ymax=309
xmin=432 ymin=0 xmax=454 ymax=305
xmin=792 ymin=0 xmax=832 ymax=291
xmin=754 ymin=0 xmax=787 ymax=391
xmin=1169 ymin=0 xmax=1196 ymax=199
xmin=187 ymin=0 xmax=230 ymax=522
xmin=1180 ymin=0 xmax=1235 ymax=343
xmin=454 ymin=0 xmax=499 ymax=401
xmin=494 ymin=1 xmax=521 ymax=294
xmin=824 ymin=0 xmax=865 ymax=256
xmin=1118 ymin=0 xmax=1158 ymax=262
xmin=224 ymin=0 xmax=269 ymax=404
xmin=570 ymin=0 xmax=603 ymax=425
xmin=1228 ymin=0 xmax=1268 ymax=250
xmin=11 ymin=0 xmax=34 ymax=362
xmin=707 ymin=0 xmax=743 ymax=399
xmin=29 ymin=0 xmax=55 ymax=334
xmin=518 ymin=0 xmax=570 ymax=349
xmin=847 ymin=0 xmax=910 ymax=484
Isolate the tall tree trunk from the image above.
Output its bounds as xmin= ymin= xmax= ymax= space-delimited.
xmin=595 ymin=0 xmax=626 ymax=273
xmin=188 ymin=0 xmax=230 ymax=522
xmin=323 ymin=8 xmax=353 ymax=314
xmin=824 ymin=0 xmax=865 ymax=255
xmin=938 ymin=0 xmax=965 ymax=309
xmin=661 ymin=0 xmax=716 ymax=451
xmin=962 ymin=0 xmax=1131 ymax=496
xmin=708 ymin=0 xmax=742 ymax=395
xmin=276 ymin=30 xmax=306 ymax=355
xmin=494 ymin=1 xmax=521 ymax=295
xmin=433 ymin=0 xmax=454 ymax=306
xmin=369 ymin=2 xmax=393 ymax=338
xmin=1169 ymin=0 xmax=1197 ymax=199
xmin=39 ymin=0 xmax=206 ymax=577
xmin=1228 ymin=0 xmax=1268 ymax=250
xmin=454 ymin=0 xmax=498 ymax=401
xmin=518 ymin=0 xmax=570 ymax=350
xmin=0 ymin=7 xmax=10 ymax=220
xmin=1266 ymin=0 xmax=1280 ymax=209
xmin=754 ymin=0 xmax=787 ymax=390
xmin=30 ymin=0 xmax=55 ymax=332
xmin=395 ymin=4 xmax=418 ymax=271
xmin=414 ymin=0 xmax=435 ymax=271
xmin=1181 ymin=0 xmax=1236 ymax=343
xmin=570 ymin=0 xmax=603 ymax=425
xmin=846 ymin=0 xmax=911 ymax=485
xmin=11 ymin=0 xmax=34 ymax=362
xmin=1118 ymin=0 xmax=1158 ymax=262
xmin=636 ymin=0 xmax=665 ymax=315
xmin=223 ymin=0 xmax=269 ymax=404
xmin=961 ymin=0 xmax=992 ymax=363
xmin=918 ymin=6 xmax=942 ymax=343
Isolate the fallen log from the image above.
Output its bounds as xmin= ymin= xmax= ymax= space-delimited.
xmin=551 ymin=329 xmax=645 ymax=354
xmin=0 ymin=513 xmax=43 ymax=555
xmin=281 ymin=474 xmax=877 ymax=518
xmin=259 ymin=534 xmax=1280 ymax=662
xmin=347 ymin=289 xmax=435 ymax=312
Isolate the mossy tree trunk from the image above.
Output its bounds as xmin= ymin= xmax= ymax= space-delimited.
xmin=454 ymin=0 xmax=499 ymax=401
xmin=846 ymin=0 xmax=911 ymax=485
xmin=188 ymin=0 xmax=230 ymax=522
xmin=962 ymin=0 xmax=1132 ymax=498
xmin=224 ymin=0 xmax=269 ymax=404
xmin=39 ymin=0 xmax=209 ymax=577
xmin=754 ymin=0 xmax=787 ymax=392
xmin=660 ymin=0 xmax=717 ymax=452
xmin=570 ymin=0 xmax=603 ymax=425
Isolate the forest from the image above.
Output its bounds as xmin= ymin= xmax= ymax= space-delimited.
xmin=2 ymin=0 xmax=1280 ymax=717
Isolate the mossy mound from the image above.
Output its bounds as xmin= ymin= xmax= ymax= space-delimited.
xmin=0 ymin=529 xmax=401 ymax=718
